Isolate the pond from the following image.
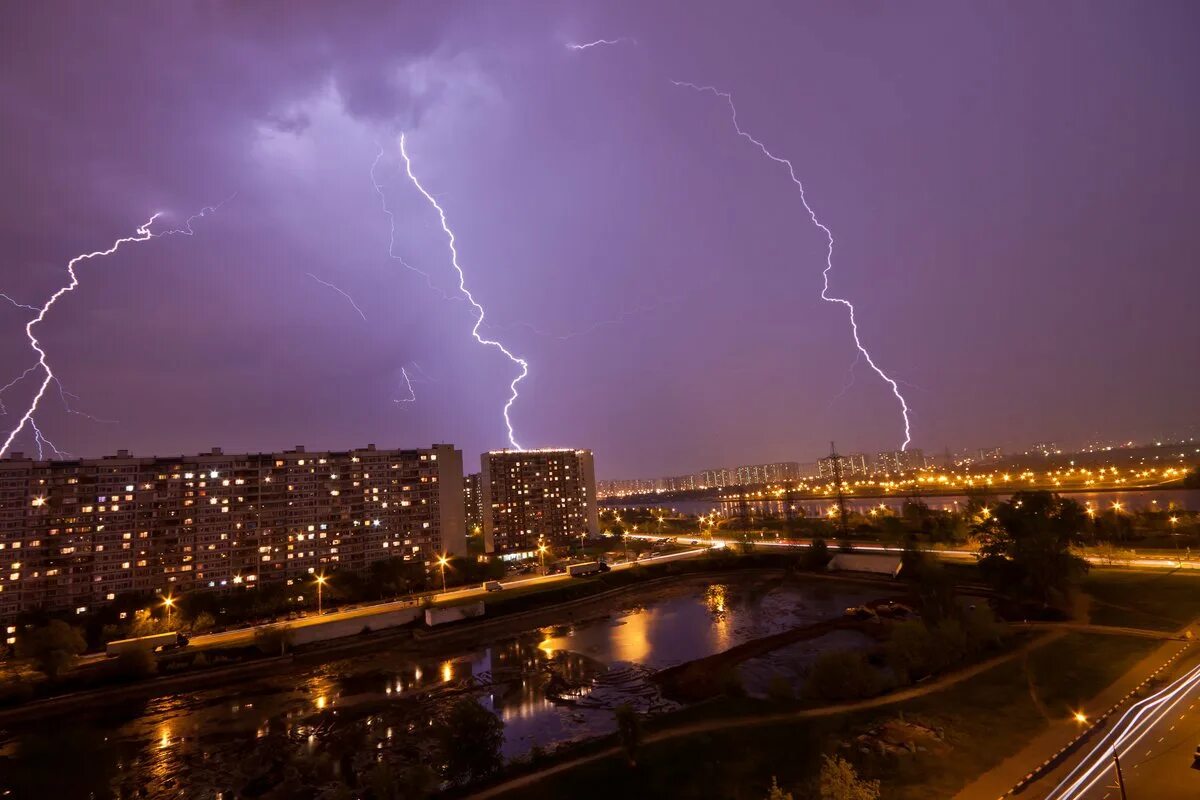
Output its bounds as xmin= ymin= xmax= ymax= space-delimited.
xmin=0 ymin=574 xmax=888 ymax=798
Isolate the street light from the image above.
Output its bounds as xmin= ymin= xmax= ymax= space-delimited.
xmin=315 ymin=573 xmax=327 ymax=615
xmin=162 ymin=594 xmax=175 ymax=624
xmin=538 ymin=543 xmax=548 ymax=574
xmin=437 ymin=555 xmax=449 ymax=593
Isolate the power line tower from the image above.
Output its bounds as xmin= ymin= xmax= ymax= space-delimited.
xmin=829 ymin=441 xmax=850 ymax=541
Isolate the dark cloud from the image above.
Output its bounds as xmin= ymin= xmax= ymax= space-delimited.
xmin=0 ymin=1 xmax=1196 ymax=476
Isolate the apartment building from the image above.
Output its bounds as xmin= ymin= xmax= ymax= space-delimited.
xmin=480 ymin=449 xmax=599 ymax=555
xmin=0 ymin=443 xmax=464 ymax=627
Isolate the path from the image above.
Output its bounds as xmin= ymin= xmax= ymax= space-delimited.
xmin=466 ymin=632 xmax=1063 ymax=799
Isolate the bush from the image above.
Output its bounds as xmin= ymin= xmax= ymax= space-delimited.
xmin=766 ymin=674 xmax=795 ymax=702
xmin=434 ymin=698 xmax=504 ymax=784
xmin=804 ymin=650 xmax=883 ymax=702
xmin=112 ymin=646 xmax=157 ymax=680
xmin=253 ymin=626 xmax=294 ymax=655
xmin=16 ymin=620 xmax=87 ymax=680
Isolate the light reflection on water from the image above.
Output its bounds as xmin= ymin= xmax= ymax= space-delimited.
xmin=0 ymin=575 xmax=885 ymax=797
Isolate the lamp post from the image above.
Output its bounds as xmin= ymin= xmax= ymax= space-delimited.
xmin=162 ymin=594 xmax=175 ymax=624
xmin=538 ymin=543 xmax=548 ymax=574
xmin=437 ymin=555 xmax=449 ymax=593
xmin=314 ymin=573 xmax=327 ymax=615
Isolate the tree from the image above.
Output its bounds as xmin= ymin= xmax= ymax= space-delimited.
xmin=974 ymin=491 xmax=1089 ymax=607
xmin=819 ymin=755 xmax=880 ymax=800
xmin=435 ymin=698 xmax=504 ymax=784
xmin=902 ymin=551 xmax=957 ymax=624
xmin=802 ymin=538 xmax=831 ymax=571
xmin=16 ymin=620 xmax=86 ymax=679
xmin=765 ymin=776 xmax=794 ymax=800
xmin=614 ymin=704 xmax=643 ymax=766
xmin=1183 ymin=467 xmax=1200 ymax=490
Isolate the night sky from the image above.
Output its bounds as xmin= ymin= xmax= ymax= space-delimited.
xmin=1 ymin=2 xmax=1197 ymax=478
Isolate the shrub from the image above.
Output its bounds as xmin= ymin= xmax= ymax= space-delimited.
xmin=16 ymin=620 xmax=87 ymax=680
xmin=804 ymin=650 xmax=883 ymax=702
xmin=113 ymin=646 xmax=157 ymax=680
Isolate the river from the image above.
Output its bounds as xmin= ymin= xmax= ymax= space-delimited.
xmin=610 ymin=488 xmax=1200 ymax=519
xmin=0 ymin=573 xmax=886 ymax=798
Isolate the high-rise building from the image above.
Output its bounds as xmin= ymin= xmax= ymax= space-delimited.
xmin=733 ymin=461 xmax=802 ymax=485
xmin=0 ymin=443 xmax=465 ymax=628
xmin=463 ymin=472 xmax=483 ymax=532
xmin=818 ymin=454 xmax=869 ymax=479
xmin=480 ymin=449 xmax=599 ymax=555
xmin=873 ymin=449 xmax=926 ymax=473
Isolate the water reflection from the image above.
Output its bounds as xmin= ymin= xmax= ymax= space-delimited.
xmin=0 ymin=575 xmax=885 ymax=797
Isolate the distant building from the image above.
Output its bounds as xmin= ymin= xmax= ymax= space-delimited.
xmin=1029 ymin=442 xmax=1061 ymax=457
xmin=0 ymin=443 xmax=465 ymax=630
xmin=978 ymin=447 xmax=1003 ymax=462
xmin=463 ymin=472 xmax=483 ymax=532
xmin=873 ymin=449 xmax=925 ymax=474
xmin=818 ymin=453 xmax=869 ymax=479
xmin=480 ymin=449 xmax=600 ymax=555
xmin=734 ymin=461 xmax=803 ymax=485
xmin=699 ymin=468 xmax=733 ymax=489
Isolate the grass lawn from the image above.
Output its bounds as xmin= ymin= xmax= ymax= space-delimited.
xmin=1083 ymin=568 xmax=1200 ymax=630
xmin=489 ymin=633 xmax=1159 ymax=800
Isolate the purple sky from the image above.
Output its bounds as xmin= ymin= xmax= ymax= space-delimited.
xmin=1 ymin=2 xmax=1197 ymax=479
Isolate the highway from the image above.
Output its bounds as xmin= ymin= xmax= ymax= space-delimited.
xmin=630 ymin=533 xmax=1200 ymax=571
xmin=1042 ymin=661 xmax=1200 ymax=799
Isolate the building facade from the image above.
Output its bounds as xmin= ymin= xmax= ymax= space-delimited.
xmin=0 ymin=443 xmax=465 ymax=628
xmin=818 ymin=453 xmax=869 ymax=479
xmin=463 ymin=472 xmax=483 ymax=532
xmin=480 ymin=449 xmax=599 ymax=555
xmin=872 ymin=449 xmax=926 ymax=474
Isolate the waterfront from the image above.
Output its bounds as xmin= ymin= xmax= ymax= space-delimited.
xmin=611 ymin=488 xmax=1200 ymax=519
xmin=0 ymin=574 xmax=887 ymax=798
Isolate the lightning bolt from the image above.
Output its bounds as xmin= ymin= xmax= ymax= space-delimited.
xmin=370 ymin=147 xmax=461 ymax=303
xmin=306 ymin=272 xmax=367 ymax=320
xmin=566 ymin=38 xmax=637 ymax=51
xmin=0 ymin=294 xmax=39 ymax=312
xmin=0 ymin=207 xmax=221 ymax=459
xmin=673 ymin=81 xmax=913 ymax=450
xmin=397 ymin=134 xmax=530 ymax=450
xmin=395 ymin=366 xmax=417 ymax=404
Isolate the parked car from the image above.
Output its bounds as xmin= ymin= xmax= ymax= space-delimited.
xmin=484 ymin=580 xmax=504 ymax=592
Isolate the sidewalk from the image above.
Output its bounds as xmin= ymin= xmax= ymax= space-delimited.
xmin=953 ymin=625 xmax=1198 ymax=800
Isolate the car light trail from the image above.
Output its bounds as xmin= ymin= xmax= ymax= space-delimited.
xmin=0 ymin=206 xmax=222 ymax=459
xmin=1044 ymin=662 xmax=1200 ymax=798
xmin=673 ymin=80 xmax=913 ymax=450
xmin=397 ymin=133 xmax=530 ymax=450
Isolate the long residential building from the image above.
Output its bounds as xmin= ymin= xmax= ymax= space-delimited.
xmin=0 ymin=443 xmax=465 ymax=627
xmin=481 ymin=449 xmax=599 ymax=555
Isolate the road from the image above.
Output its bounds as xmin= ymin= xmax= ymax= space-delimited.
xmin=630 ymin=533 xmax=1200 ymax=571
xmin=79 ymin=545 xmax=711 ymax=662
xmin=1041 ymin=661 xmax=1200 ymax=799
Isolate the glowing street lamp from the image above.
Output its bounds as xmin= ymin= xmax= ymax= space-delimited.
xmin=1073 ymin=711 xmax=1087 ymax=724
xmin=162 ymin=594 xmax=175 ymax=624
xmin=436 ymin=555 xmax=449 ymax=593
xmin=537 ymin=543 xmax=548 ymax=574
xmin=315 ymin=573 xmax=327 ymax=614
